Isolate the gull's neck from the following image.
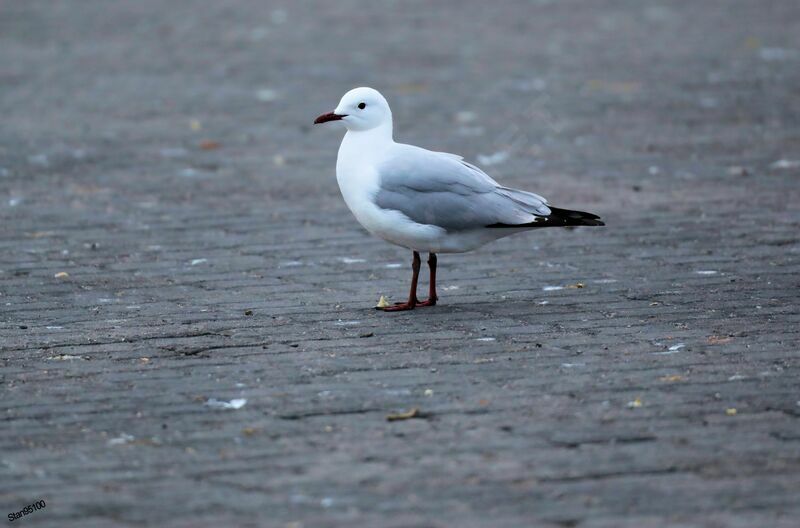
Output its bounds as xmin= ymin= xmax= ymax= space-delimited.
xmin=343 ymin=120 xmax=394 ymax=146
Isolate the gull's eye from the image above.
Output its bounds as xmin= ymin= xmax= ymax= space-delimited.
xmin=357 ymin=102 xmax=366 ymax=110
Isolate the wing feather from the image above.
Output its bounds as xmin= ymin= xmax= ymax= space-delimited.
xmin=374 ymin=145 xmax=550 ymax=231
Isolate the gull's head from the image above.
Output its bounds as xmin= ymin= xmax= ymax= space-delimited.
xmin=314 ymin=87 xmax=392 ymax=132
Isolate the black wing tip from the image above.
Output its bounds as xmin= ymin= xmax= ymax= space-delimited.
xmin=487 ymin=207 xmax=605 ymax=229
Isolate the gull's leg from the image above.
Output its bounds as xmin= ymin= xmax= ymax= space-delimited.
xmin=416 ymin=252 xmax=438 ymax=307
xmin=379 ymin=251 xmax=420 ymax=311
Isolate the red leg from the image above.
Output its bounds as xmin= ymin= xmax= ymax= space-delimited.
xmin=378 ymin=251 xmax=420 ymax=311
xmin=416 ymin=252 xmax=438 ymax=307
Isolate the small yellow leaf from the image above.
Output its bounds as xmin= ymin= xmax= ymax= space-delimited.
xmin=376 ymin=295 xmax=391 ymax=308
xmin=54 ymin=272 xmax=70 ymax=278
xmin=726 ymin=408 xmax=737 ymax=416
xmin=386 ymin=408 xmax=419 ymax=421
xmin=29 ymin=231 xmax=56 ymax=238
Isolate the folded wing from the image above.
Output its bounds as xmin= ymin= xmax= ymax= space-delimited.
xmin=375 ymin=145 xmax=551 ymax=231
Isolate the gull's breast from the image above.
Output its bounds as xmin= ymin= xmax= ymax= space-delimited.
xmin=336 ymin=163 xmax=446 ymax=251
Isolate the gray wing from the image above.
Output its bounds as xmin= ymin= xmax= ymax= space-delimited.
xmin=374 ymin=145 xmax=551 ymax=231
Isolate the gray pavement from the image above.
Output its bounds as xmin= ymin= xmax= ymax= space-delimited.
xmin=1 ymin=1 xmax=799 ymax=527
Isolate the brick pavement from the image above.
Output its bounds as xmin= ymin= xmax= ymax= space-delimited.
xmin=1 ymin=1 xmax=799 ymax=526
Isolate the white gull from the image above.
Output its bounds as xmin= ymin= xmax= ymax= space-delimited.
xmin=315 ymin=87 xmax=604 ymax=311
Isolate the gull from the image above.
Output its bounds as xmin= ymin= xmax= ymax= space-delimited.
xmin=314 ymin=87 xmax=604 ymax=311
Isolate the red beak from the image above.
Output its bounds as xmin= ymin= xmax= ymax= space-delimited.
xmin=314 ymin=112 xmax=347 ymax=124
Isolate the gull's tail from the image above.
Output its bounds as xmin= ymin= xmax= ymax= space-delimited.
xmin=487 ymin=206 xmax=605 ymax=228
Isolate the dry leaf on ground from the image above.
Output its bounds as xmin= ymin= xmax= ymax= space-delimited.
xmin=386 ymin=408 xmax=420 ymax=421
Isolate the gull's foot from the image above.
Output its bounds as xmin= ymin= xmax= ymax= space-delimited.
xmin=376 ymin=298 xmax=436 ymax=311
xmin=377 ymin=301 xmax=416 ymax=312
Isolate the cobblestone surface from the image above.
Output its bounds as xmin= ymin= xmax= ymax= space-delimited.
xmin=1 ymin=1 xmax=799 ymax=527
